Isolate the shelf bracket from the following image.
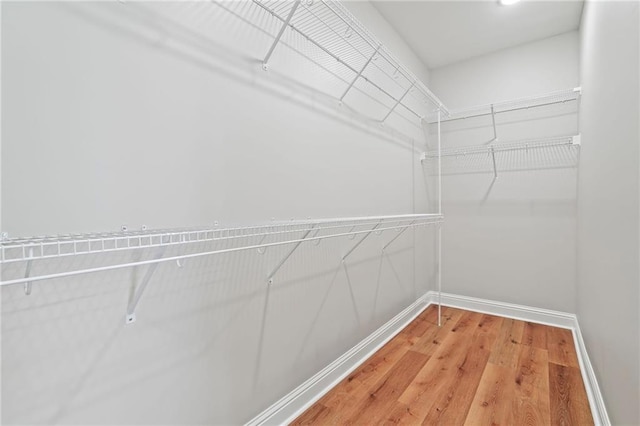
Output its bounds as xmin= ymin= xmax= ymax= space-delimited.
xmin=24 ymin=247 xmax=34 ymax=296
xmin=262 ymin=0 xmax=301 ymax=71
xmin=126 ymin=248 xmax=166 ymax=324
xmin=490 ymin=104 xmax=498 ymax=142
xmin=381 ymin=82 xmax=415 ymax=123
xmin=489 ymin=146 xmax=498 ymax=178
xmin=382 ymin=221 xmax=414 ymax=251
xmin=266 ymin=225 xmax=316 ymax=284
xmin=340 ymin=45 xmax=381 ymax=102
xmin=343 ymin=221 xmax=382 ymax=261
xmin=257 ymin=233 xmax=269 ymax=255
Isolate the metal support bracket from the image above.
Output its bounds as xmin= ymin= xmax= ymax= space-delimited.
xmin=262 ymin=0 xmax=301 ymax=70
xmin=381 ymin=221 xmax=414 ymax=251
xmin=24 ymin=247 xmax=34 ymax=295
xmin=339 ymin=45 xmax=381 ymax=102
xmin=490 ymin=104 xmax=498 ymax=142
xmin=126 ymin=248 xmax=166 ymax=324
xmin=381 ymin=82 xmax=415 ymax=122
xmin=266 ymin=225 xmax=315 ymax=284
xmin=489 ymin=146 xmax=498 ymax=178
xmin=343 ymin=221 xmax=382 ymax=261
xmin=257 ymin=233 xmax=269 ymax=254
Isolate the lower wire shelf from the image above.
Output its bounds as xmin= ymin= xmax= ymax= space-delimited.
xmin=1 ymin=213 xmax=443 ymax=323
xmin=422 ymin=135 xmax=580 ymax=177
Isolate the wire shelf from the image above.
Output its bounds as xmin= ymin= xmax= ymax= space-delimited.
xmin=428 ymin=87 xmax=580 ymax=124
xmin=249 ymin=0 xmax=447 ymax=121
xmin=422 ymin=135 xmax=580 ymax=176
xmin=0 ymin=214 xmax=443 ymax=287
xmin=424 ymin=135 xmax=579 ymax=158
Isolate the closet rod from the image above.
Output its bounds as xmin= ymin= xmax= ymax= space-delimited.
xmin=0 ymin=217 xmax=443 ymax=287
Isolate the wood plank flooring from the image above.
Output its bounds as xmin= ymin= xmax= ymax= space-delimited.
xmin=292 ymin=306 xmax=593 ymax=425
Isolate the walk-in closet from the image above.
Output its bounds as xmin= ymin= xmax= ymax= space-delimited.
xmin=1 ymin=1 xmax=638 ymax=425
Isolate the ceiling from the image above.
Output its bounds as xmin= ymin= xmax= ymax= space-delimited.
xmin=371 ymin=0 xmax=585 ymax=69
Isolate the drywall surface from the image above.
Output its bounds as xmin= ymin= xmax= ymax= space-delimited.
xmin=428 ymin=32 xmax=580 ymax=312
xmin=1 ymin=2 xmax=437 ymax=424
xmin=578 ymin=1 xmax=639 ymax=423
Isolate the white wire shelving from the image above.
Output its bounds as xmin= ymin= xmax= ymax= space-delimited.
xmin=0 ymin=214 xmax=440 ymax=268
xmin=429 ymin=87 xmax=580 ymax=124
xmin=1 ymin=2 xmax=448 ymax=328
xmin=221 ymin=0 xmax=447 ymax=124
xmin=422 ymin=135 xmax=580 ymax=177
xmin=424 ymin=135 xmax=580 ymax=158
xmin=1 ymin=214 xmax=443 ymax=323
xmin=1 ymin=216 xmax=443 ymax=289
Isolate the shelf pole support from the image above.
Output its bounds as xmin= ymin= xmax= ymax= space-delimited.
xmin=437 ymin=108 xmax=442 ymax=327
xmin=438 ymin=109 xmax=442 ymax=215
xmin=126 ymin=248 xmax=166 ymax=324
xmin=339 ymin=45 xmax=381 ymax=102
xmin=382 ymin=221 xmax=414 ymax=251
xmin=343 ymin=221 xmax=382 ymax=261
xmin=262 ymin=0 xmax=301 ymax=71
xmin=437 ymin=222 xmax=442 ymax=327
xmin=381 ymin=82 xmax=415 ymax=123
xmin=489 ymin=146 xmax=498 ymax=178
xmin=266 ymin=225 xmax=315 ymax=284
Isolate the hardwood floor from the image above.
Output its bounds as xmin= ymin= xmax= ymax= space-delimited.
xmin=292 ymin=306 xmax=593 ymax=425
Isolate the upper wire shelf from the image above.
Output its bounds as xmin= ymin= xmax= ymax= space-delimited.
xmin=250 ymin=0 xmax=448 ymax=122
xmin=428 ymin=87 xmax=581 ymax=124
xmin=423 ymin=135 xmax=580 ymax=158
xmin=422 ymin=135 xmax=580 ymax=177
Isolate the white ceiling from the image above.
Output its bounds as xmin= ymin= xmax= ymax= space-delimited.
xmin=371 ymin=0 xmax=584 ymax=69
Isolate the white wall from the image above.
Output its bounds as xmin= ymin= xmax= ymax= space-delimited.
xmin=578 ymin=1 xmax=639 ymax=423
xmin=0 ymin=2 xmax=436 ymax=424
xmin=429 ymin=32 xmax=580 ymax=312
xmin=343 ymin=1 xmax=430 ymax=85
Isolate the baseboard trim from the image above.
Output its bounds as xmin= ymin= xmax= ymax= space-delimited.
xmin=424 ymin=291 xmax=576 ymax=329
xmin=572 ymin=320 xmax=611 ymax=426
xmin=247 ymin=291 xmax=609 ymax=426
xmin=245 ymin=293 xmax=431 ymax=426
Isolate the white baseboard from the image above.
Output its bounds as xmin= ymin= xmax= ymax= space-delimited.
xmin=246 ymin=293 xmax=431 ymax=426
xmin=247 ymin=291 xmax=609 ymax=426
xmin=424 ymin=291 xmax=577 ymax=329
xmin=572 ymin=320 xmax=610 ymax=426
